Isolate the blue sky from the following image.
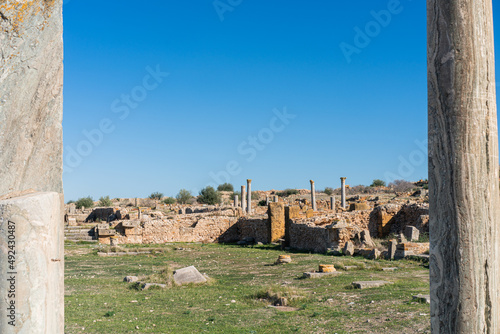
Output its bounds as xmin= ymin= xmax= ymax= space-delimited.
xmin=62 ymin=0 xmax=495 ymax=201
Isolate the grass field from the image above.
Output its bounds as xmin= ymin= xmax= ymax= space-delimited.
xmin=65 ymin=241 xmax=431 ymax=334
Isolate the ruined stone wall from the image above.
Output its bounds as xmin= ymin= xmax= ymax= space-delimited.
xmin=236 ymin=217 xmax=269 ymax=243
xmin=288 ymin=221 xmax=329 ymax=253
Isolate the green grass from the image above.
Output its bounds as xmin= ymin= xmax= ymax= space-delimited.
xmin=65 ymin=242 xmax=430 ymax=333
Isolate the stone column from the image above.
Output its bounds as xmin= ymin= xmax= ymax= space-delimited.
xmin=247 ymin=179 xmax=252 ymax=215
xmin=241 ymin=185 xmax=246 ymax=212
xmin=310 ymin=180 xmax=317 ymax=211
xmin=234 ymin=195 xmax=238 ymax=208
xmin=0 ymin=2 xmax=64 ymax=333
xmin=330 ymin=196 xmax=335 ymax=210
xmin=266 ymin=196 xmax=270 ymax=205
xmin=428 ymin=0 xmax=500 ymax=332
xmin=340 ymin=177 xmax=346 ymax=208
xmin=0 ymin=192 xmax=64 ymax=334
xmin=274 ymin=195 xmax=279 ymax=202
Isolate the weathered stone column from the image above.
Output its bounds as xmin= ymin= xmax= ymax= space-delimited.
xmin=330 ymin=196 xmax=335 ymax=210
xmin=340 ymin=177 xmax=346 ymax=208
xmin=241 ymin=185 xmax=246 ymax=212
xmin=274 ymin=195 xmax=279 ymax=203
xmin=0 ymin=1 xmax=64 ymax=333
xmin=247 ymin=179 xmax=252 ymax=215
xmin=310 ymin=180 xmax=317 ymax=211
xmin=234 ymin=195 xmax=238 ymax=208
xmin=268 ymin=202 xmax=285 ymax=243
xmin=428 ymin=0 xmax=500 ymax=331
xmin=266 ymin=196 xmax=270 ymax=205
xmin=0 ymin=193 xmax=64 ymax=333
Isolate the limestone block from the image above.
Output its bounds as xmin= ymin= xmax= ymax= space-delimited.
xmin=404 ymin=226 xmax=420 ymax=241
xmin=387 ymin=239 xmax=397 ymax=260
xmin=0 ymin=192 xmax=64 ymax=333
xmin=343 ymin=241 xmax=355 ymax=256
xmin=349 ymin=202 xmax=371 ymax=211
xmin=173 ymin=266 xmax=207 ymax=285
xmin=268 ymin=202 xmax=285 ymax=243
xmin=352 ymin=281 xmax=392 ymax=289
xmin=0 ymin=1 xmax=64 ymax=197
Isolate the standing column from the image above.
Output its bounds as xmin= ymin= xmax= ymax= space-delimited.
xmin=310 ymin=180 xmax=317 ymax=211
xmin=274 ymin=195 xmax=279 ymax=203
xmin=234 ymin=195 xmax=238 ymax=208
xmin=330 ymin=196 xmax=335 ymax=210
xmin=241 ymin=185 xmax=246 ymax=212
xmin=247 ymin=179 xmax=252 ymax=215
xmin=340 ymin=177 xmax=346 ymax=208
xmin=266 ymin=196 xmax=270 ymax=205
xmin=428 ymin=0 xmax=500 ymax=332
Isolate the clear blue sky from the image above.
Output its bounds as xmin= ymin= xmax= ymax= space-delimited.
xmin=61 ymin=0 xmax=499 ymax=201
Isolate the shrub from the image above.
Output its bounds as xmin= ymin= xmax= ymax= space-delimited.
xmin=66 ymin=200 xmax=75 ymax=204
xmin=197 ymin=186 xmax=221 ymax=205
xmin=149 ymin=192 xmax=164 ymax=200
xmin=163 ymin=197 xmax=176 ymax=205
xmin=217 ymin=183 xmax=234 ymax=192
xmin=176 ymin=189 xmax=192 ymax=204
xmin=251 ymin=192 xmax=259 ymax=201
xmin=323 ymin=187 xmax=334 ymax=196
xmin=389 ymin=180 xmax=415 ymax=192
xmin=231 ymin=191 xmax=241 ymax=201
xmin=278 ymin=189 xmax=299 ymax=197
xmin=370 ymin=179 xmax=386 ymax=187
xmin=98 ymin=196 xmax=113 ymax=207
xmin=258 ymin=200 xmax=267 ymax=206
xmin=75 ymin=196 xmax=94 ymax=209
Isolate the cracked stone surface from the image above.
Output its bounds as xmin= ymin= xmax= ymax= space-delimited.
xmin=0 ymin=0 xmax=63 ymax=197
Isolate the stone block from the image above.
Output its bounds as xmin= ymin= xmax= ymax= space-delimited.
xmin=343 ymin=241 xmax=355 ymax=256
xmin=387 ymin=239 xmax=397 ymax=260
xmin=0 ymin=192 xmax=64 ymax=333
xmin=173 ymin=266 xmax=207 ymax=285
xmin=122 ymin=221 xmax=140 ymax=228
xmin=141 ymin=283 xmax=167 ymax=290
xmin=404 ymin=226 xmax=420 ymax=241
xmin=268 ymin=202 xmax=285 ymax=243
xmin=413 ymin=294 xmax=431 ymax=304
xmin=303 ymin=271 xmax=342 ymax=279
xmin=352 ymin=281 xmax=392 ymax=289
xmin=349 ymin=202 xmax=371 ymax=211
xmin=98 ymin=229 xmax=116 ymax=237
xmin=124 ymin=276 xmax=139 ymax=283
xmin=319 ymin=264 xmax=336 ymax=273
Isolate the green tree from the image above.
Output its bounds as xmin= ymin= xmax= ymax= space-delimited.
xmin=176 ymin=189 xmax=192 ymax=204
xmin=75 ymin=196 xmax=94 ymax=209
xmin=370 ymin=179 xmax=386 ymax=187
xmin=98 ymin=196 xmax=113 ymax=207
xmin=149 ymin=192 xmax=164 ymax=200
xmin=197 ymin=186 xmax=221 ymax=205
xmin=217 ymin=183 xmax=234 ymax=192
xmin=323 ymin=187 xmax=334 ymax=195
xmin=163 ymin=197 xmax=176 ymax=205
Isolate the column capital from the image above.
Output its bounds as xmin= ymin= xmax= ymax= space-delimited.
xmin=310 ymin=180 xmax=314 ymax=184
xmin=340 ymin=177 xmax=346 ymax=181
xmin=247 ymin=179 xmax=252 ymax=183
